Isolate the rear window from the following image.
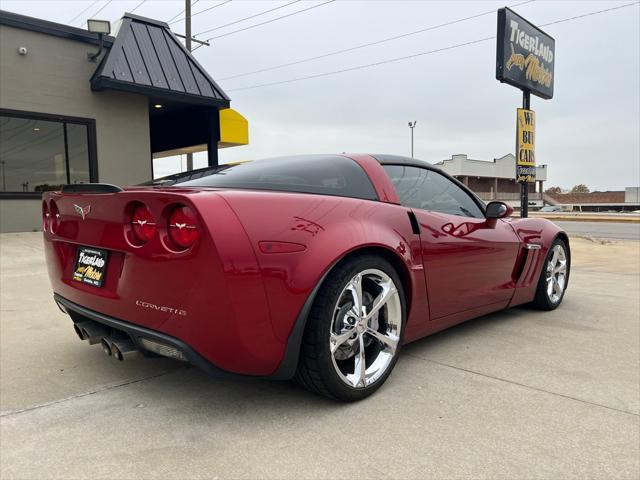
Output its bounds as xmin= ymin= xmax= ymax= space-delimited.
xmin=147 ymin=155 xmax=378 ymax=200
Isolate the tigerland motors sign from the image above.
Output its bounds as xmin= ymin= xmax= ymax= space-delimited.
xmin=496 ymin=7 xmax=555 ymax=100
xmin=496 ymin=7 xmax=554 ymax=185
xmin=516 ymin=108 xmax=536 ymax=183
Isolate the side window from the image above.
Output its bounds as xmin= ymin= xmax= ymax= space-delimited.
xmin=383 ymin=165 xmax=484 ymax=218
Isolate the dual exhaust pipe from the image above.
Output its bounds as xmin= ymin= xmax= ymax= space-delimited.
xmin=100 ymin=337 xmax=138 ymax=361
xmin=74 ymin=321 xmax=139 ymax=361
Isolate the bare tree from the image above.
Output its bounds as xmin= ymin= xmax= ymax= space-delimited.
xmin=570 ymin=184 xmax=590 ymax=193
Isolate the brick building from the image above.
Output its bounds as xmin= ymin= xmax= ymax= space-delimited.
xmin=546 ymin=188 xmax=639 ymax=212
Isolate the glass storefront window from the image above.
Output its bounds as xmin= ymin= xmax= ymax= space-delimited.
xmin=66 ymin=123 xmax=91 ymax=185
xmin=0 ymin=113 xmax=94 ymax=194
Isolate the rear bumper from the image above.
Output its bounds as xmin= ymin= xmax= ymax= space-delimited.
xmin=55 ymin=294 xmax=257 ymax=380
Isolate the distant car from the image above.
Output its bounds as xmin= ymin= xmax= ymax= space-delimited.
xmin=43 ymin=154 xmax=570 ymax=401
xmin=539 ymin=205 xmax=564 ymax=212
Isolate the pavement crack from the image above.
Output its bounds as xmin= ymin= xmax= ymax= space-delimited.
xmin=0 ymin=368 xmax=187 ymax=418
xmin=405 ymin=353 xmax=639 ymax=417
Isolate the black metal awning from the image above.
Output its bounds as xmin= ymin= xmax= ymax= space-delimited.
xmin=91 ymin=14 xmax=229 ymax=108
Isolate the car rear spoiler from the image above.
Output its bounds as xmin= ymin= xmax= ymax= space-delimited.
xmin=61 ymin=183 xmax=123 ymax=194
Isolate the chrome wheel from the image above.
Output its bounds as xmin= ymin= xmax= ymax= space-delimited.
xmin=329 ymin=269 xmax=402 ymax=389
xmin=545 ymin=244 xmax=567 ymax=304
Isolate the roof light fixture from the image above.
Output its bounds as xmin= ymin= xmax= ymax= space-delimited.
xmin=87 ymin=19 xmax=111 ymax=35
xmin=87 ymin=19 xmax=111 ymax=62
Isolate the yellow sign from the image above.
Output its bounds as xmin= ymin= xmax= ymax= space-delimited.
xmin=219 ymin=108 xmax=249 ymax=148
xmin=516 ymin=108 xmax=536 ymax=183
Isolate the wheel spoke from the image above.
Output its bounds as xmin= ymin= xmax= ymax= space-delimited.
xmin=351 ymin=334 xmax=366 ymax=387
xmin=366 ymin=328 xmax=398 ymax=354
xmin=330 ymin=328 xmax=355 ymax=354
xmin=554 ymin=260 xmax=566 ymax=274
xmin=345 ymin=273 xmax=364 ymax=317
xmin=553 ymin=278 xmax=563 ymax=297
xmin=550 ymin=247 xmax=559 ymax=267
xmin=364 ymin=281 xmax=397 ymax=321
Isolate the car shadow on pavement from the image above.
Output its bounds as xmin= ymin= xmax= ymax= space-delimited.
xmin=108 ymin=306 xmax=528 ymax=412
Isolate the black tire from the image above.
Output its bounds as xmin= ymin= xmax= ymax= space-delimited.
xmin=532 ymin=237 xmax=570 ymax=310
xmin=295 ymin=254 xmax=406 ymax=402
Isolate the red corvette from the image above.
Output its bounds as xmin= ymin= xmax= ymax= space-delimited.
xmin=43 ymin=154 xmax=570 ymax=401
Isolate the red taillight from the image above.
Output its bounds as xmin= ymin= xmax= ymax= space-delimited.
xmin=131 ymin=204 xmax=157 ymax=243
xmin=168 ymin=206 xmax=198 ymax=249
xmin=49 ymin=200 xmax=60 ymax=234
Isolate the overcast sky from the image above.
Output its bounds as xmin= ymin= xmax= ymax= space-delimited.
xmin=3 ymin=0 xmax=639 ymax=190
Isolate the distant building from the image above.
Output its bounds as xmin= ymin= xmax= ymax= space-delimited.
xmin=547 ymin=188 xmax=640 ymax=212
xmin=434 ymin=154 xmax=547 ymax=208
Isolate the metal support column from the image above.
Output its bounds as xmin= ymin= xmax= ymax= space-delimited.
xmin=206 ymin=113 xmax=219 ymax=167
xmin=185 ymin=0 xmax=193 ymax=171
xmin=520 ymin=91 xmax=531 ymax=217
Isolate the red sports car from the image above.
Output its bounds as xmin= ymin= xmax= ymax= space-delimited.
xmin=43 ymin=154 xmax=570 ymax=401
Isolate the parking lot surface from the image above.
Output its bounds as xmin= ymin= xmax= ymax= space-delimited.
xmin=1 ymin=233 xmax=638 ymax=479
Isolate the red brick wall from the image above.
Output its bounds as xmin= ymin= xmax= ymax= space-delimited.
xmin=547 ymin=191 xmax=624 ymax=204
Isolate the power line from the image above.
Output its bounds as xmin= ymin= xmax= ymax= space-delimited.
xmin=166 ymin=0 xmax=199 ymax=24
xmin=536 ymin=1 xmax=637 ymax=27
xmin=129 ymin=0 xmax=148 ymax=14
xmin=80 ymin=0 xmax=114 ymax=26
xmin=169 ymin=0 xmax=232 ymax=26
xmin=227 ymin=1 xmax=639 ymax=93
xmin=203 ymin=0 xmax=336 ymax=41
xmin=195 ymin=0 xmax=302 ymax=37
xmin=68 ymin=0 xmax=100 ymax=25
xmin=228 ymin=36 xmax=493 ymax=92
xmin=218 ymin=0 xmax=535 ymax=81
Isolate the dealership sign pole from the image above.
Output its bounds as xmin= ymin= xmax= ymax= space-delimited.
xmin=496 ymin=7 xmax=555 ymax=217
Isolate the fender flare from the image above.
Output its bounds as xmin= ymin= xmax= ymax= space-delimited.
xmin=269 ymin=267 xmax=332 ymax=380
xmin=270 ymin=244 xmax=412 ymax=380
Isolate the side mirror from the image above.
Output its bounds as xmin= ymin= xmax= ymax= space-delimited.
xmin=485 ymin=201 xmax=513 ymax=222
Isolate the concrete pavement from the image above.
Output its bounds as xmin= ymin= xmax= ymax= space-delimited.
xmin=1 ymin=233 xmax=638 ymax=479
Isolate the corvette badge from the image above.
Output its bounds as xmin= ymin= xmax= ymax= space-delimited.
xmin=73 ymin=204 xmax=91 ymax=220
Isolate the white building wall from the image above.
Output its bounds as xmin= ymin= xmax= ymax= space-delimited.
xmin=0 ymin=25 xmax=152 ymax=232
xmin=625 ymin=187 xmax=640 ymax=203
xmin=436 ymin=154 xmax=548 ymax=181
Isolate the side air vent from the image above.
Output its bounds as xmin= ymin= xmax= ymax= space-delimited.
xmin=513 ymin=248 xmax=529 ymax=283
xmin=407 ymin=211 xmax=421 ymax=235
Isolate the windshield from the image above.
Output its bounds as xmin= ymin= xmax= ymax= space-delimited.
xmin=143 ymin=155 xmax=378 ymax=201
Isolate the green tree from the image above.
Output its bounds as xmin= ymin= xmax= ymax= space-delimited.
xmin=570 ymin=184 xmax=590 ymax=193
xmin=545 ymin=186 xmax=563 ymax=194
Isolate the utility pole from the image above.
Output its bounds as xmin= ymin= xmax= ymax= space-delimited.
xmin=520 ymin=91 xmax=530 ymax=218
xmin=185 ymin=0 xmax=193 ymax=171
xmin=408 ymin=121 xmax=417 ymax=158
